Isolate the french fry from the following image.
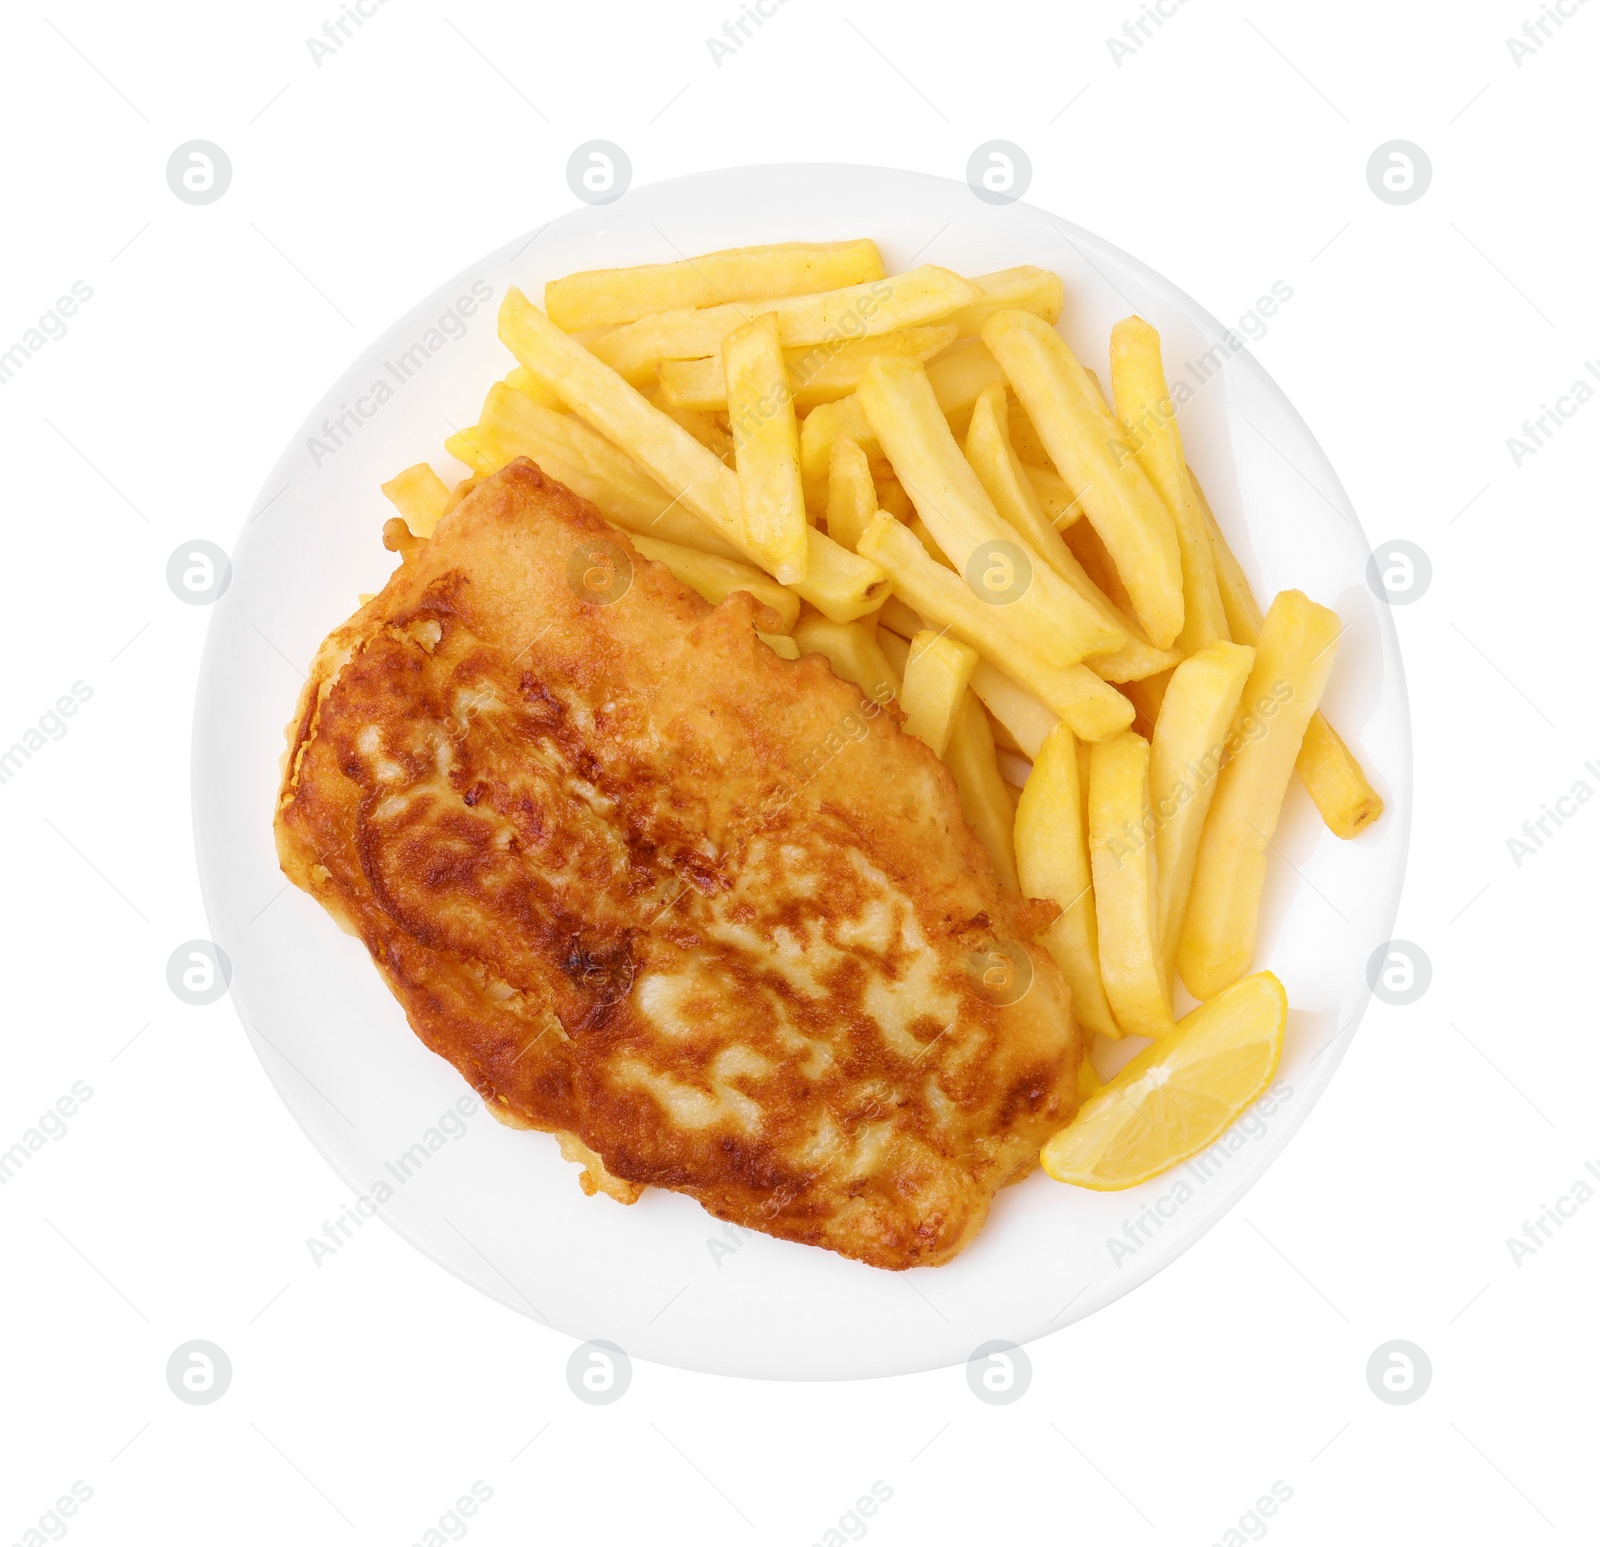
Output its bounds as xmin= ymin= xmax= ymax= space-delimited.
xmin=983 ymin=310 xmax=1185 ymax=648
xmin=443 ymin=426 xmax=502 ymax=477
xmin=965 ymin=386 xmax=1068 ymax=553
xmin=1022 ymin=463 xmax=1080 ymax=529
xmin=969 ymin=660 xmax=1058 ymax=760
xmin=857 ymin=514 xmax=1133 ymax=740
xmin=945 ymin=693 xmax=1019 ymax=893
xmin=588 ymin=266 xmax=982 ymax=384
xmin=875 ymin=475 xmax=914 ymax=523
xmin=791 ymin=612 xmax=900 ymax=702
xmin=1089 ymin=730 xmax=1175 ymax=1038
xmin=499 ymin=289 xmax=744 ymax=542
xmin=1179 ymin=591 xmax=1342 ymax=1000
xmin=658 ymin=325 xmax=957 ymax=411
xmin=504 ymin=365 xmax=565 ymax=408
xmin=642 ymin=386 xmax=734 ymax=462
xmin=475 ymin=382 xmax=744 ymax=559
xmin=925 ymin=339 xmax=1008 ymax=416
xmin=856 ymin=356 xmax=1127 ymax=664
xmin=381 ymin=463 xmax=452 ymax=538
xmin=1148 ymin=642 xmax=1256 ymax=980
xmin=544 ymin=239 xmax=886 ymax=331
xmin=631 ymin=534 xmax=800 ymax=632
xmin=1109 ymin=317 xmax=1228 ymax=652
xmin=954 ymin=382 xmax=1177 ymax=685
xmin=1119 ymin=668 xmax=1171 ymax=739
xmin=724 ymin=313 xmax=808 ymax=584
xmin=899 ymin=630 xmax=979 ymax=756
xmin=1191 ymin=472 xmax=1385 ymax=838
xmin=825 ymin=435 xmax=878 ymax=551
xmin=1016 ymin=724 xmax=1121 ymax=1039
xmin=947 ymin=266 xmax=1065 ymax=337
xmin=796 ymin=529 xmax=891 ymax=622
xmin=800 ymin=395 xmax=878 ymax=510
xmin=760 ymin=631 xmax=801 ymax=660
xmin=875 ymin=595 xmax=925 ymax=641
xmin=498 ymin=289 xmax=886 ymax=618
xmin=1007 ymin=402 xmax=1053 ymax=468
xmin=1295 ymin=716 xmax=1384 ymax=840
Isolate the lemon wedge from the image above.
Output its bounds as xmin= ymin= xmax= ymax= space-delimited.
xmin=1043 ymin=971 xmax=1286 ymax=1189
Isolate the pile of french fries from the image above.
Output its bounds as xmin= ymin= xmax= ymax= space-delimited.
xmin=378 ymin=238 xmax=1383 ymax=1182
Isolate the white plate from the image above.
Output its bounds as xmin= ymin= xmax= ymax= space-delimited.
xmin=194 ymin=164 xmax=1410 ymax=1380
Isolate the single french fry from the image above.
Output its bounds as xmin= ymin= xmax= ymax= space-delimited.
xmin=946 ymin=693 xmax=1019 ymax=893
xmin=899 ymin=630 xmax=980 ymax=757
xmin=1022 ymin=463 xmax=1080 ymax=529
xmin=1089 ymin=730 xmax=1175 ymax=1039
xmin=795 ymin=528 xmax=891 ymax=622
xmin=1016 ymin=724 xmax=1121 ymax=1038
xmin=760 ymin=631 xmax=801 ymax=659
xmin=825 ymin=435 xmax=878 ymax=551
xmin=504 ymin=365 xmax=566 ymax=408
xmin=857 ymin=514 xmax=1133 ymax=740
xmin=631 ymin=534 xmax=800 ymax=632
xmin=476 ymin=382 xmax=744 ymax=558
xmin=1296 ymin=716 xmax=1384 ymax=840
xmin=1149 ymin=642 xmax=1256 ymax=981
xmin=1109 ymin=316 xmax=1228 ymax=652
xmin=498 ymin=289 xmax=886 ymax=617
xmin=983 ymin=309 xmax=1185 ymax=648
xmin=1179 ymin=591 xmax=1343 ymax=999
xmin=724 ymin=313 xmax=808 ymax=584
xmin=658 ymin=324 xmax=958 ymax=411
xmin=969 ymin=660 xmax=1058 ymax=760
xmin=857 ymin=356 xmax=1127 ymax=663
xmin=588 ymin=266 xmax=982 ymax=383
xmin=791 ymin=612 xmax=900 ymax=702
xmin=1192 ymin=471 xmax=1385 ymax=838
xmin=544 ymin=239 xmax=886 ymax=330
xmin=947 ymin=266 xmax=1065 ymax=337
xmin=381 ymin=463 xmax=452 ymax=538
xmin=1008 ymin=401 xmax=1053 ymax=468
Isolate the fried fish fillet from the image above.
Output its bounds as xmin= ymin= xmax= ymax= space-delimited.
xmin=276 ymin=459 xmax=1082 ymax=1269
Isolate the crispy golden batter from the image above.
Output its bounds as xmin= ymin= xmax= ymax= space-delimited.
xmin=275 ymin=460 xmax=1081 ymax=1268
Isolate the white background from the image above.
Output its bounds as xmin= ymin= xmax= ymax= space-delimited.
xmin=2 ymin=0 xmax=1596 ymax=1542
